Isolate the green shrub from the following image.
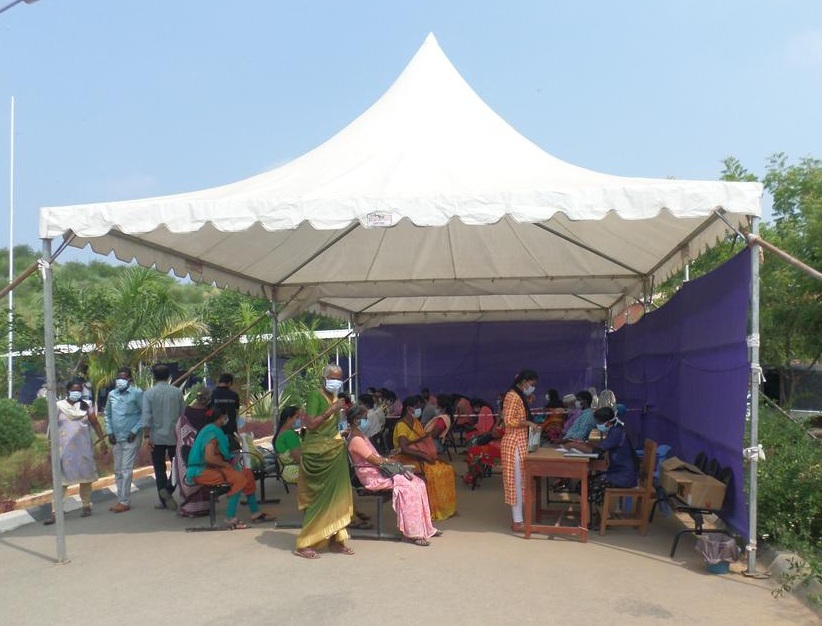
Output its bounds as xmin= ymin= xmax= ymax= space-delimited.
xmin=757 ymin=406 xmax=822 ymax=552
xmin=0 ymin=399 xmax=36 ymax=456
xmin=28 ymin=396 xmax=49 ymax=420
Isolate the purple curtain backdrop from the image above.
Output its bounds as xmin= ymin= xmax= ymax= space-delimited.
xmin=358 ymin=321 xmax=606 ymax=407
xmin=607 ymin=249 xmax=751 ymax=537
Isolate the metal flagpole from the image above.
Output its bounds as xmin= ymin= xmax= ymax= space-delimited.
xmin=42 ymin=238 xmax=68 ymax=563
xmin=7 ymin=96 xmax=14 ymax=399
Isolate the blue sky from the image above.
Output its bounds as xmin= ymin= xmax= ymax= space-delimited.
xmin=1 ymin=1 xmax=820 ymax=263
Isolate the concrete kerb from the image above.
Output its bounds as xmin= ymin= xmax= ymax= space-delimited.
xmin=759 ymin=543 xmax=822 ymax=610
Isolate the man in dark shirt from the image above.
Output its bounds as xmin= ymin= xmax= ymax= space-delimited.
xmin=211 ymin=373 xmax=241 ymax=450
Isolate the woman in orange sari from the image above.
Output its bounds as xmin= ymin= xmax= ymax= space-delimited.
xmin=393 ymin=396 xmax=457 ymax=521
xmin=500 ymin=369 xmax=541 ymax=533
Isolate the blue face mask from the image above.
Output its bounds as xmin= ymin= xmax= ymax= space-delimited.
xmin=293 ymin=418 xmax=302 ymax=430
xmin=359 ymin=418 xmax=369 ymax=431
xmin=68 ymin=391 xmax=82 ymax=402
xmin=596 ymin=423 xmax=610 ymax=434
xmin=115 ymin=378 xmax=129 ymax=391
xmin=413 ymin=408 xmax=422 ymax=418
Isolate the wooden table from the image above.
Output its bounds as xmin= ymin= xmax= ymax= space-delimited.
xmin=523 ymin=447 xmax=593 ymax=542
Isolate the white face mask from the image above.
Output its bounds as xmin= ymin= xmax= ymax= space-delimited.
xmin=115 ymin=378 xmax=129 ymax=391
xmin=523 ymin=385 xmax=535 ymax=396
xmin=324 ymin=378 xmax=343 ymax=394
xmin=413 ymin=408 xmax=422 ymax=418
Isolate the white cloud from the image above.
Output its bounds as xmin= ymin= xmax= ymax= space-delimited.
xmin=786 ymin=30 xmax=822 ymax=66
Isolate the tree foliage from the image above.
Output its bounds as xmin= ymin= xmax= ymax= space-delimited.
xmin=0 ymin=399 xmax=35 ymax=456
xmin=658 ymin=154 xmax=822 ymax=407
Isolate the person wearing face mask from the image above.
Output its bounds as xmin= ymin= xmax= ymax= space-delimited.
xmin=500 ymin=369 xmax=541 ymax=533
xmin=346 ymin=406 xmax=442 ymax=546
xmin=393 ymin=395 xmax=457 ymax=520
xmin=274 ymin=405 xmax=304 ymax=484
xmin=577 ymin=405 xmax=638 ymax=516
xmin=562 ymin=390 xmax=596 ymax=443
xmin=43 ymin=379 xmax=108 ymax=525
xmin=293 ymin=364 xmax=354 ymax=559
xmin=103 ymin=367 xmax=144 ymax=513
xmin=185 ymin=406 xmax=272 ymax=528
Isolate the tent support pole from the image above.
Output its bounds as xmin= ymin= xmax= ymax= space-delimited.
xmin=747 ymin=216 xmax=761 ymax=575
xmin=42 ymin=238 xmax=68 ymax=564
xmin=347 ymin=318 xmax=354 ymax=398
xmin=271 ymin=304 xmax=279 ymax=426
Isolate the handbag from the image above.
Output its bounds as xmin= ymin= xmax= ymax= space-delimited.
xmin=378 ymin=460 xmax=412 ymax=480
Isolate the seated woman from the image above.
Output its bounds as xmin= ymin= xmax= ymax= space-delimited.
xmin=346 ymin=406 xmax=441 ymax=546
xmin=392 ymin=395 xmax=457 ymax=521
xmin=174 ymin=387 xmax=213 ymax=517
xmin=185 ymin=407 xmax=272 ymax=528
xmin=576 ymin=406 xmax=638 ymax=518
xmin=462 ymin=419 xmax=504 ymax=487
xmin=424 ymin=394 xmax=454 ymax=454
xmin=464 ymin=397 xmax=495 ymax=444
xmin=274 ymin=405 xmax=304 ymax=484
xmin=541 ymin=388 xmax=566 ymax=444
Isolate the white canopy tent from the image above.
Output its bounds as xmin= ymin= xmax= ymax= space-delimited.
xmin=40 ymin=34 xmax=761 ymax=326
xmin=38 ymin=34 xmax=764 ymax=567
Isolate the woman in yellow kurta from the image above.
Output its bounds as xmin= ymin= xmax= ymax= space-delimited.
xmin=500 ymin=369 xmax=540 ymax=533
xmin=393 ymin=396 xmax=457 ymax=521
xmin=293 ymin=364 xmax=354 ymax=559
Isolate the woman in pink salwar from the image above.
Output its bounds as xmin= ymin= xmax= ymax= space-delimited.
xmin=346 ymin=406 xmax=442 ymax=546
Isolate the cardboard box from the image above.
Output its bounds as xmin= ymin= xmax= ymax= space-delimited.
xmin=674 ymin=473 xmax=726 ymax=510
xmin=658 ymin=457 xmax=727 ymax=510
xmin=659 ymin=457 xmax=704 ymax=495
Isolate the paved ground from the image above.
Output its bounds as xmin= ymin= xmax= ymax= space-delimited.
xmin=0 ymin=466 xmax=818 ymax=626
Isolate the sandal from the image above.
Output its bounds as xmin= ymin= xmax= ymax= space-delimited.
xmin=250 ymin=512 xmax=276 ymax=524
xmin=293 ymin=548 xmax=321 ymax=559
xmin=43 ymin=514 xmax=56 ymax=526
xmin=511 ymin=522 xmax=525 ymax=533
xmin=409 ymin=537 xmax=430 ymax=546
xmin=348 ymin=519 xmax=374 ymax=530
xmin=329 ymin=542 xmax=355 ymax=555
xmin=355 ymin=511 xmax=371 ymax=522
xmin=81 ymin=507 xmax=92 ymax=517
xmin=432 ymin=529 xmax=443 ymax=537
xmin=225 ymin=518 xmax=251 ymax=530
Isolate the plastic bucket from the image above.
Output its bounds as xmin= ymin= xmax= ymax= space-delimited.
xmin=706 ymin=561 xmax=730 ymax=574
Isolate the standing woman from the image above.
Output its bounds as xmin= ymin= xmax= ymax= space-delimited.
xmin=500 ymin=369 xmax=541 ymax=533
xmin=44 ymin=379 xmax=107 ymax=525
xmin=393 ymin=395 xmax=457 ymax=521
xmin=293 ymin=364 xmax=354 ymax=559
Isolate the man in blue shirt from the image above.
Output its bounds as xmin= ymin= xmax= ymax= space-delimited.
xmin=564 ymin=390 xmax=595 ymax=442
xmin=104 ymin=366 xmax=144 ymax=513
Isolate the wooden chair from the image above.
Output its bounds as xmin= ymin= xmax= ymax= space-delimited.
xmin=599 ymin=438 xmax=658 ymax=536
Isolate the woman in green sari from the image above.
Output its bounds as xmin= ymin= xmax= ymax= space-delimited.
xmin=293 ymin=364 xmax=354 ymax=559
